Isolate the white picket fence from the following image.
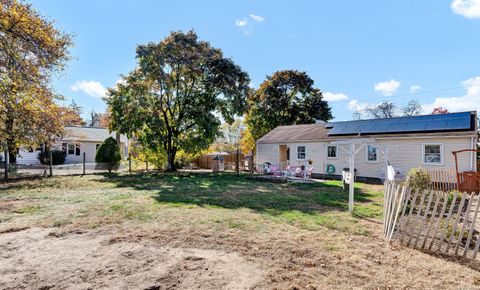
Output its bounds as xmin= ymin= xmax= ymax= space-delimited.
xmin=383 ymin=180 xmax=480 ymax=260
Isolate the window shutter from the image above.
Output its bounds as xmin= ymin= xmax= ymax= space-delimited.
xmin=75 ymin=143 xmax=81 ymax=156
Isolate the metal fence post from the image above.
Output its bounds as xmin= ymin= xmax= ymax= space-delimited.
xmin=43 ymin=144 xmax=47 ymax=178
xmin=49 ymin=150 xmax=53 ymax=177
xmin=235 ymin=149 xmax=240 ymax=175
xmin=83 ymin=152 xmax=86 ymax=175
xmin=128 ymin=153 xmax=132 ymax=174
xmin=249 ymin=151 xmax=254 ymax=175
xmin=3 ymin=148 xmax=8 ymax=180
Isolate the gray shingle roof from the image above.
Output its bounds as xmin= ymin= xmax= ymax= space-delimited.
xmin=257 ymin=124 xmax=329 ymax=143
xmin=62 ymin=126 xmax=128 ymax=143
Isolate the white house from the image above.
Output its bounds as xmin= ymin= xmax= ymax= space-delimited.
xmin=17 ymin=126 xmax=129 ymax=165
xmin=256 ymin=111 xmax=478 ymax=183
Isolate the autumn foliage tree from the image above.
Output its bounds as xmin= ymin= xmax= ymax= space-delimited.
xmin=107 ymin=31 xmax=250 ymax=171
xmin=239 ymin=126 xmax=256 ymax=155
xmin=246 ymin=70 xmax=332 ymax=141
xmin=432 ymin=107 xmax=449 ymax=114
xmin=0 ymin=0 xmax=72 ymax=163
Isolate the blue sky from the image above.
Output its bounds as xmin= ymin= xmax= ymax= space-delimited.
xmin=30 ymin=0 xmax=480 ymax=121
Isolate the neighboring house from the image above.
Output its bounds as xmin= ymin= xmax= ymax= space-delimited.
xmin=256 ymin=111 xmax=478 ymax=182
xmin=17 ymin=126 xmax=129 ymax=165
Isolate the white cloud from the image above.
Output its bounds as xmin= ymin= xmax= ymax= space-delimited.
xmin=235 ymin=18 xmax=248 ymax=27
xmin=374 ymin=79 xmax=401 ymax=96
xmin=70 ymin=80 xmax=107 ymax=98
xmin=451 ymin=0 xmax=480 ymax=18
xmin=235 ymin=18 xmax=253 ymax=35
xmin=323 ymin=92 xmax=349 ymax=102
xmin=115 ymin=78 xmax=126 ymax=86
xmin=235 ymin=14 xmax=264 ymax=36
xmin=422 ymin=76 xmax=480 ymax=113
xmin=410 ymin=85 xmax=421 ymax=93
xmin=348 ymin=99 xmax=368 ymax=111
xmin=250 ymin=14 xmax=265 ymax=22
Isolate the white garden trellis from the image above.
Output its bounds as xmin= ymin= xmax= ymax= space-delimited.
xmin=330 ymin=138 xmax=376 ymax=214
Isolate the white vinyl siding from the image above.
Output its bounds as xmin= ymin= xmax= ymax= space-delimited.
xmin=16 ymin=148 xmax=41 ymax=165
xmin=256 ymin=136 xmax=474 ymax=179
xmin=17 ymin=141 xmax=128 ymax=165
xmin=256 ymin=143 xmax=279 ymax=166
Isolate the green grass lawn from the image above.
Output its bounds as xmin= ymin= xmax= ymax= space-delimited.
xmin=0 ymin=173 xmax=383 ymax=235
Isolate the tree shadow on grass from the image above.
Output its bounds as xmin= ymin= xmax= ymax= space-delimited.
xmin=99 ymin=172 xmax=381 ymax=217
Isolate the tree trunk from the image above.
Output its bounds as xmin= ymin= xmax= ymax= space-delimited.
xmin=7 ymin=144 xmax=17 ymax=164
xmin=166 ymin=149 xmax=177 ymax=171
xmin=5 ymin=115 xmax=17 ymax=164
xmin=165 ymin=132 xmax=177 ymax=172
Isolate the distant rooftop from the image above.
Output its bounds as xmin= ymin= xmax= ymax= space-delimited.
xmin=63 ymin=126 xmax=128 ymax=143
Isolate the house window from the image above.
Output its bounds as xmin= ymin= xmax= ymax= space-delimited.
xmin=327 ymin=145 xmax=337 ymax=158
xmin=297 ymin=146 xmax=306 ymax=160
xmin=423 ymin=144 xmax=442 ymax=165
xmin=62 ymin=143 xmax=67 ymax=152
xmin=366 ymin=145 xmax=378 ymax=162
xmin=67 ymin=144 xmax=75 ymax=155
xmin=75 ymin=143 xmax=81 ymax=156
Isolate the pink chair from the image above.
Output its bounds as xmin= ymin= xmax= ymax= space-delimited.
xmin=270 ymin=165 xmax=281 ymax=176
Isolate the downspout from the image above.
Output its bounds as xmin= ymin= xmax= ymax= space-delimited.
xmin=471 ymin=137 xmax=475 ymax=171
xmin=255 ymin=141 xmax=258 ymax=173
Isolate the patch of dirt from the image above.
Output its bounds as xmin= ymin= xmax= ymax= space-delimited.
xmin=2 ymin=221 xmax=480 ymax=289
xmin=0 ymin=228 xmax=263 ymax=290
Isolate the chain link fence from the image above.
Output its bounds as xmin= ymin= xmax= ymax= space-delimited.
xmin=0 ymin=152 xmax=156 ymax=181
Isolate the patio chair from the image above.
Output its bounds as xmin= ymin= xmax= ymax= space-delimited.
xmin=282 ymin=165 xmax=296 ymax=177
xmin=270 ymin=165 xmax=281 ymax=176
xmin=294 ymin=167 xmax=303 ymax=177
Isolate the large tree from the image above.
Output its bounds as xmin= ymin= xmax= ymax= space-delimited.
xmin=106 ymin=31 xmax=250 ymax=171
xmin=0 ymin=0 xmax=72 ymax=162
xmin=87 ymin=108 xmax=102 ymax=127
xmin=246 ymin=70 xmax=332 ymax=141
xmin=65 ymin=100 xmax=86 ymax=126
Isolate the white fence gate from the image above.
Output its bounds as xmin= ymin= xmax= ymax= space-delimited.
xmin=383 ymin=181 xmax=480 ymax=260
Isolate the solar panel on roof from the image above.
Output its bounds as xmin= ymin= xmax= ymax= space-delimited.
xmin=425 ymin=119 xmax=448 ymax=130
xmin=387 ymin=122 xmax=409 ymax=132
xmin=327 ymin=111 xmax=473 ymax=136
xmin=447 ymin=118 xmax=470 ymax=130
xmin=369 ymin=122 xmax=391 ymax=133
xmin=405 ymin=120 xmax=427 ymax=131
